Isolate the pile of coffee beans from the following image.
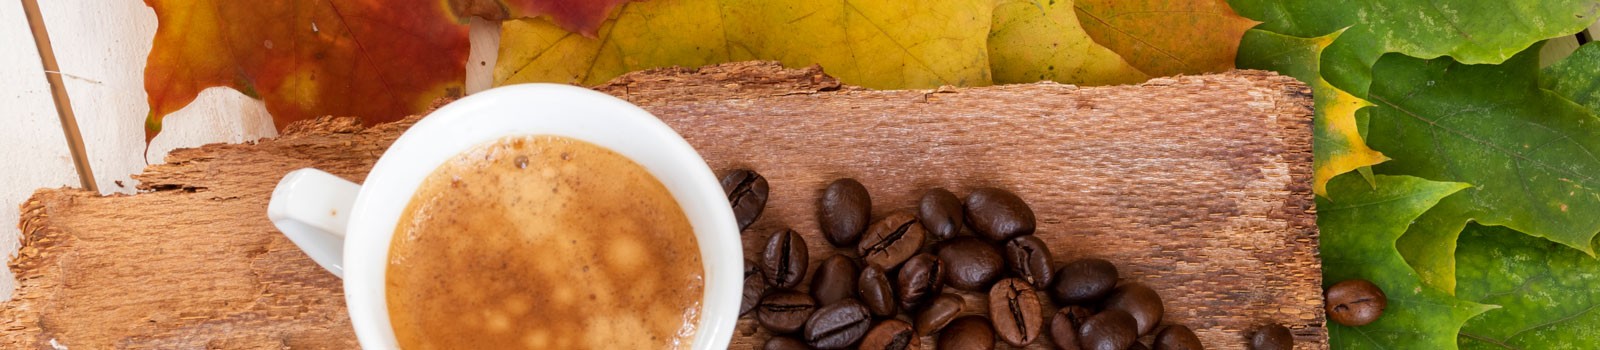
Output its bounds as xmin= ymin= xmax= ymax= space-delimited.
xmin=722 ymin=171 xmax=1301 ymax=350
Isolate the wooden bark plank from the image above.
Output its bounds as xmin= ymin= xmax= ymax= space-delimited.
xmin=4 ymin=61 xmax=1322 ymax=349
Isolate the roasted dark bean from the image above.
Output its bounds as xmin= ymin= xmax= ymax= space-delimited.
xmin=1325 ymin=279 xmax=1387 ymax=326
xmin=1049 ymin=305 xmax=1093 ymax=350
xmin=1154 ymin=325 xmax=1204 ymax=350
xmin=1104 ymin=283 xmax=1164 ymax=335
xmin=936 ymin=236 xmax=1004 ymax=291
xmin=811 ymin=255 xmax=859 ymax=305
xmin=895 ymin=253 xmax=945 ymax=312
xmin=1078 ymin=309 xmax=1137 ymax=350
xmin=917 ymin=188 xmax=965 ymax=241
xmin=742 ymin=264 xmax=767 ymax=316
xmin=1249 ymin=324 xmax=1293 ymax=350
xmin=964 ymin=187 xmax=1036 ymax=241
xmin=818 ymin=178 xmax=872 ymax=247
xmin=763 ymin=229 xmax=809 ymax=289
xmin=757 ymin=290 xmax=817 ymax=334
xmin=859 ymin=319 xmax=919 ymax=350
xmin=1050 ymin=258 xmax=1118 ymax=304
xmin=721 ymin=169 xmax=769 ymax=231
xmin=988 ymin=278 xmax=1044 ymax=346
xmin=915 ymin=293 xmax=964 ymax=335
xmin=1004 ymin=235 xmax=1055 ymax=288
xmin=858 ymin=211 xmax=926 ymax=270
xmin=938 ymin=316 xmax=996 ymax=350
xmin=857 ymin=265 xmax=897 ymax=317
xmin=764 ymin=336 xmax=810 ymax=350
xmin=804 ymin=299 xmax=872 ymax=349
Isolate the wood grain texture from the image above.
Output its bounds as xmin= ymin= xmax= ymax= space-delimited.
xmin=4 ymin=61 xmax=1322 ymax=349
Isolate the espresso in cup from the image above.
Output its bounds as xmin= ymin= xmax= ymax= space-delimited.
xmin=385 ymin=135 xmax=704 ymax=349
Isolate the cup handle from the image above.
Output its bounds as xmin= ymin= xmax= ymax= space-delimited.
xmin=267 ymin=168 xmax=360 ymax=278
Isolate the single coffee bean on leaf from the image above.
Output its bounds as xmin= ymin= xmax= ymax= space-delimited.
xmin=818 ymin=178 xmax=872 ymax=247
xmin=859 ymin=319 xmax=920 ymax=350
xmin=915 ymin=293 xmax=965 ymax=335
xmin=988 ymin=278 xmax=1044 ymax=346
xmin=896 ymin=253 xmax=945 ymax=312
xmin=1078 ymin=309 xmax=1138 ymax=350
xmin=1050 ymin=258 xmax=1118 ymax=304
xmin=720 ymin=169 xmax=769 ymax=231
xmin=964 ymin=187 xmax=1036 ymax=241
xmin=1049 ymin=305 xmax=1094 ymax=350
xmin=1325 ymin=279 xmax=1387 ymax=326
xmin=938 ymin=316 xmax=997 ymax=350
xmin=858 ymin=211 xmax=926 ymax=270
xmin=936 ymin=236 xmax=1005 ymax=291
xmin=741 ymin=266 xmax=768 ymax=316
xmin=917 ymin=188 xmax=965 ymax=241
xmin=757 ymin=290 xmax=817 ymax=334
xmin=762 ymin=229 xmax=809 ymax=289
xmin=1249 ymin=324 xmax=1293 ymax=350
xmin=811 ymin=254 xmax=859 ymax=305
xmin=1154 ymin=324 xmax=1203 ymax=350
xmin=804 ymin=299 xmax=872 ymax=349
xmin=1004 ymin=235 xmax=1056 ymax=288
xmin=857 ymin=265 xmax=897 ymax=317
xmin=763 ymin=336 xmax=810 ymax=350
xmin=1104 ymin=283 xmax=1164 ymax=335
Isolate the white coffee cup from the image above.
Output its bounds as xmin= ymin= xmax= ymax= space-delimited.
xmin=265 ymin=84 xmax=742 ymax=349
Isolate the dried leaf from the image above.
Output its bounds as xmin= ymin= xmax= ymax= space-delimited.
xmin=1071 ymin=0 xmax=1257 ymax=77
xmin=988 ymin=0 xmax=1151 ymax=85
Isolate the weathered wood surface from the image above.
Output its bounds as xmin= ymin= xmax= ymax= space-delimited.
xmin=5 ymin=61 xmax=1322 ymax=349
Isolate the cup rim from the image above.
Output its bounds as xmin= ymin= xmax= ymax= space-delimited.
xmin=342 ymin=83 xmax=742 ymax=349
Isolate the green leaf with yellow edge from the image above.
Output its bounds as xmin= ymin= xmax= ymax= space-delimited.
xmin=1543 ymin=43 xmax=1600 ymax=113
xmin=988 ymin=0 xmax=1150 ymax=85
xmin=1318 ymin=174 xmax=1494 ymax=350
xmin=1236 ymin=29 xmax=1388 ymax=196
xmin=1071 ymin=0 xmax=1257 ymax=77
xmin=1456 ymin=224 xmax=1600 ymax=349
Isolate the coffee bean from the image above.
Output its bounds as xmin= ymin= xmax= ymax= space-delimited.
xmin=763 ymin=229 xmax=809 ymax=289
xmin=1104 ymin=283 xmax=1164 ymax=335
xmin=915 ymin=293 xmax=965 ymax=335
xmin=811 ymin=254 xmax=859 ymax=305
xmin=1130 ymin=342 xmax=1151 ymax=350
xmin=1325 ymin=279 xmax=1386 ymax=326
xmin=859 ymin=319 xmax=920 ymax=350
xmin=988 ymin=278 xmax=1044 ymax=346
xmin=896 ymin=253 xmax=945 ymax=312
xmin=818 ymin=178 xmax=872 ymax=247
xmin=858 ymin=211 xmax=926 ymax=270
xmin=1154 ymin=324 xmax=1203 ymax=350
xmin=1078 ymin=309 xmax=1137 ymax=350
xmin=742 ymin=264 xmax=768 ymax=316
xmin=1049 ymin=305 xmax=1093 ymax=350
xmin=936 ymin=236 xmax=1004 ymax=291
xmin=758 ymin=290 xmax=817 ymax=334
xmin=938 ymin=316 xmax=996 ymax=350
xmin=1248 ymin=324 xmax=1293 ymax=350
xmin=857 ymin=265 xmax=897 ymax=317
xmin=964 ymin=187 xmax=1036 ymax=241
xmin=720 ymin=169 xmax=769 ymax=231
xmin=918 ymin=188 xmax=965 ymax=241
xmin=763 ymin=336 xmax=810 ymax=350
xmin=1004 ymin=235 xmax=1055 ymax=289
xmin=804 ymin=299 xmax=872 ymax=349
xmin=1050 ymin=258 xmax=1118 ymax=305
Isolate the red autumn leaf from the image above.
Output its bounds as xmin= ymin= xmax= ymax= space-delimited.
xmin=142 ymin=0 xmax=471 ymax=140
xmin=448 ymin=0 xmax=631 ymax=36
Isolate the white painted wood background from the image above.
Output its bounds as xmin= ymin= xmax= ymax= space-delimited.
xmin=0 ymin=2 xmax=1595 ymax=300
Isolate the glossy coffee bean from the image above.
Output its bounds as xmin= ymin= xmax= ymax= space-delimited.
xmin=721 ymin=169 xmax=769 ymax=231
xmin=1050 ymin=258 xmax=1118 ymax=304
xmin=988 ymin=278 xmax=1044 ymax=346
xmin=1049 ymin=305 xmax=1093 ymax=350
xmin=804 ymin=299 xmax=872 ymax=349
xmin=1249 ymin=324 xmax=1293 ymax=350
xmin=895 ymin=253 xmax=945 ymax=312
xmin=818 ymin=178 xmax=872 ymax=247
xmin=964 ymin=187 xmax=1036 ymax=241
xmin=757 ymin=290 xmax=817 ymax=334
xmin=742 ymin=264 xmax=767 ymax=316
xmin=1325 ymin=279 xmax=1387 ymax=326
xmin=764 ymin=336 xmax=810 ymax=350
xmin=762 ymin=229 xmax=809 ymax=289
xmin=1078 ymin=309 xmax=1137 ymax=350
xmin=859 ymin=319 xmax=920 ymax=350
xmin=858 ymin=211 xmax=926 ymax=270
xmin=811 ymin=255 xmax=859 ymax=305
xmin=1154 ymin=324 xmax=1204 ymax=350
xmin=938 ymin=316 xmax=996 ymax=350
xmin=936 ymin=236 xmax=1004 ymax=291
xmin=857 ymin=265 xmax=897 ymax=317
xmin=917 ymin=188 xmax=965 ymax=241
xmin=915 ymin=293 xmax=965 ymax=335
xmin=1104 ymin=283 xmax=1164 ymax=335
xmin=1004 ymin=235 xmax=1055 ymax=289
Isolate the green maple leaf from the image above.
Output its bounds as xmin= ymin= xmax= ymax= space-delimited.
xmin=1542 ymin=43 xmax=1600 ymax=113
xmin=1456 ymin=224 xmax=1600 ymax=349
